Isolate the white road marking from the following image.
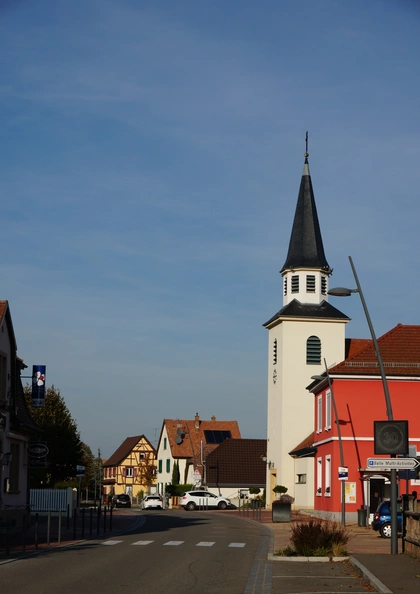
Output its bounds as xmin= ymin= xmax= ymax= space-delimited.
xmin=131 ymin=540 xmax=154 ymax=545
xmin=196 ymin=541 xmax=215 ymax=547
xmin=228 ymin=543 xmax=246 ymax=548
xmin=163 ymin=541 xmax=184 ymax=546
xmin=102 ymin=540 xmax=123 ymax=546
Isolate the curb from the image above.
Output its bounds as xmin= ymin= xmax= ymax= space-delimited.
xmin=348 ymin=555 xmax=392 ymax=594
xmin=268 ymin=554 xmax=349 ymax=562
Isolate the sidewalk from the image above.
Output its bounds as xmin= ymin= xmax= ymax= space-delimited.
xmin=0 ymin=508 xmax=139 ymax=563
xmin=247 ymin=509 xmax=420 ymax=593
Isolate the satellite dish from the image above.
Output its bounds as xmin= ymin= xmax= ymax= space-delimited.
xmin=177 ymin=428 xmax=185 ymax=437
xmin=175 ymin=436 xmax=182 ymax=445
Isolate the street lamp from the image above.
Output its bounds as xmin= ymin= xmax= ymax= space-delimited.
xmin=312 ymin=358 xmax=346 ymax=526
xmin=328 ymin=255 xmax=398 ymax=554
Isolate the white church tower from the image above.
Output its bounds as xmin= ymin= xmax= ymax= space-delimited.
xmin=264 ymin=138 xmax=349 ymax=509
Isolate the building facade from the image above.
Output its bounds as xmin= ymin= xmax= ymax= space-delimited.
xmin=309 ymin=324 xmax=420 ymax=523
xmin=264 ymin=148 xmax=349 ymax=509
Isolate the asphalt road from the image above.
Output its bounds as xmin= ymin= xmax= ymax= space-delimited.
xmin=0 ymin=509 xmax=271 ymax=594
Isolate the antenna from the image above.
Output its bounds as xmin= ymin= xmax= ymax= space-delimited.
xmin=304 ymin=131 xmax=309 ymax=158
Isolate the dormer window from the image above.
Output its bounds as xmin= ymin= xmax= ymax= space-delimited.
xmin=291 ymin=275 xmax=299 ymax=293
xmin=306 ymin=275 xmax=316 ymax=292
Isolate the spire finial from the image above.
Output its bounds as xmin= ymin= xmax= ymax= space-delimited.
xmin=304 ymin=131 xmax=309 ymax=160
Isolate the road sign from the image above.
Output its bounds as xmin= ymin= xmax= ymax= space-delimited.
xmin=76 ymin=464 xmax=85 ymax=477
xmin=367 ymin=457 xmax=420 ymax=470
xmin=338 ymin=466 xmax=348 ymax=481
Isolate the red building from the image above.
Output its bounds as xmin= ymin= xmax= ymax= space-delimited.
xmin=309 ymin=324 xmax=420 ymax=523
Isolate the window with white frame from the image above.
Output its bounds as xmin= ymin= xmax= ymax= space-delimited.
xmin=126 ymin=467 xmax=134 ymax=478
xmin=325 ymin=455 xmax=331 ymax=496
xmin=317 ymin=457 xmax=322 ymax=495
xmin=325 ymin=390 xmax=331 ymax=430
xmin=317 ymin=395 xmax=322 ymax=433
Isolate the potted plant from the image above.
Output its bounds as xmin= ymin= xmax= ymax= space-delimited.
xmin=272 ymin=486 xmax=294 ymax=522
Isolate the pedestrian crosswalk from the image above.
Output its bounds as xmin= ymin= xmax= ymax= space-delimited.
xmin=101 ymin=539 xmax=247 ymax=548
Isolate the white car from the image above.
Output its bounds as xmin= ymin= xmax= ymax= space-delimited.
xmin=180 ymin=490 xmax=231 ymax=511
xmin=140 ymin=495 xmax=163 ymax=510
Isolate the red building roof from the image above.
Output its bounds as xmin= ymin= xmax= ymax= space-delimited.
xmin=331 ymin=324 xmax=420 ymax=377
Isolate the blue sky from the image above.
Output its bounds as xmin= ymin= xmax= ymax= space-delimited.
xmin=1 ymin=0 xmax=419 ymax=459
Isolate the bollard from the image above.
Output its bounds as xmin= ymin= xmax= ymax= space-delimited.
xmin=47 ymin=511 xmax=51 ymax=547
xmin=103 ymin=506 xmax=107 ymax=533
xmin=35 ymin=513 xmax=39 ymax=549
xmin=5 ymin=516 xmax=10 ymax=556
xmin=109 ymin=505 xmax=112 ymax=532
xmin=73 ymin=508 xmax=77 ymax=540
xmin=97 ymin=504 xmax=101 ymax=535
xmin=89 ymin=507 xmax=93 ymax=537
xmin=22 ymin=514 xmax=26 ymax=553
xmin=58 ymin=510 xmax=62 ymax=544
xmin=67 ymin=504 xmax=70 ymax=529
xmin=81 ymin=508 xmax=85 ymax=539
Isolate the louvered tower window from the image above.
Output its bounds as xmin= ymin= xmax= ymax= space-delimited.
xmin=273 ymin=338 xmax=277 ymax=365
xmin=306 ymin=275 xmax=316 ymax=292
xmin=306 ymin=335 xmax=321 ymax=364
xmin=284 ymin=277 xmax=287 ymax=296
xmin=291 ymin=275 xmax=299 ymax=293
xmin=321 ymin=276 xmax=327 ymax=295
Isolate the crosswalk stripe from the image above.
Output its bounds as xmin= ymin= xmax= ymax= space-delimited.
xmin=131 ymin=540 xmax=154 ymax=546
xmin=196 ymin=542 xmax=215 ymax=547
xmin=163 ymin=541 xmax=184 ymax=546
xmin=102 ymin=540 xmax=123 ymax=546
xmin=228 ymin=543 xmax=246 ymax=548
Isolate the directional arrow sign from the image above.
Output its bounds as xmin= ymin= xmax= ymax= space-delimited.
xmin=367 ymin=458 xmax=420 ymax=470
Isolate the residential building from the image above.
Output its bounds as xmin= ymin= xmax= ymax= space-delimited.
xmin=205 ymin=438 xmax=267 ymax=500
xmin=309 ymin=324 xmax=420 ymax=523
xmin=0 ymin=300 xmax=39 ymax=527
xmin=263 ymin=146 xmax=349 ymax=508
xmin=156 ymin=414 xmax=241 ymax=494
xmin=103 ymin=435 xmax=156 ymax=498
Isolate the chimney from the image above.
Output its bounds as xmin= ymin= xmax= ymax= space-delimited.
xmin=211 ymin=415 xmax=216 ymax=421
xmin=194 ymin=413 xmax=200 ymax=429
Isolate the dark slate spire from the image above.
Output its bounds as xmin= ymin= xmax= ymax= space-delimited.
xmin=280 ymin=135 xmax=331 ymax=274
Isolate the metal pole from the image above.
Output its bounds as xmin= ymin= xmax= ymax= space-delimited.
xmin=323 ymin=359 xmax=346 ymax=526
xmin=348 ymin=255 xmax=397 ymax=554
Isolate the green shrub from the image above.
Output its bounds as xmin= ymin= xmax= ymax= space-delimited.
xmin=290 ymin=518 xmax=349 ymax=557
xmin=249 ymin=487 xmax=261 ymax=495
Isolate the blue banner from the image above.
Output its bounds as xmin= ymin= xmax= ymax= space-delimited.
xmin=32 ymin=365 xmax=46 ymax=407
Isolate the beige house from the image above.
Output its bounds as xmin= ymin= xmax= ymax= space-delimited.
xmin=103 ymin=435 xmax=156 ymax=498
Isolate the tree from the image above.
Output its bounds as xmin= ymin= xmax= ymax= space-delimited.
xmin=24 ymin=385 xmax=84 ymax=487
xmin=171 ymin=460 xmax=180 ymax=485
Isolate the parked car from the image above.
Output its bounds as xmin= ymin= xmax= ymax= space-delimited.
xmin=140 ymin=495 xmax=163 ymax=510
xmin=371 ymin=500 xmax=402 ymax=538
xmin=112 ymin=494 xmax=131 ymax=508
xmin=180 ymin=490 xmax=231 ymax=511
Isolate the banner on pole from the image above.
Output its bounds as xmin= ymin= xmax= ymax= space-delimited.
xmin=32 ymin=365 xmax=46 ymax=407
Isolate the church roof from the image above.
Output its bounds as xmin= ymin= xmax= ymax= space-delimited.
xmin=263 ymin=299 xmax=349 ymax=328
xmin=281 ymin=153 xmax=331 ymax=274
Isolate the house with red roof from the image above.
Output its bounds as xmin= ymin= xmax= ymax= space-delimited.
xmin=156 ymin=414 xmax=241 ymax=495
xmin=103 ymin=434 xmax=156 ymax=498
xmin=308 ymin=324 xmax=420 ymax=522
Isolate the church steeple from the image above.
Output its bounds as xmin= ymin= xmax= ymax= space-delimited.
xmin=281 ymin=133 xmax=331 ymax=274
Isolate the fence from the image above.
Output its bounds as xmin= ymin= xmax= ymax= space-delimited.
xmin=30 ymin=488 xmax=77 ymax=516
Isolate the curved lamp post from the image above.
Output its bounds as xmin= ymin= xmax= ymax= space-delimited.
xmin=328 ymin=255 xmax=398 ymax=554
xmin=312 ymin=358 xmax=346 ymax=526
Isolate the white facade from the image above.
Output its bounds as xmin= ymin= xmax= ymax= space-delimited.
xmin=264 ymin=155 xmax=348 ymax=509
